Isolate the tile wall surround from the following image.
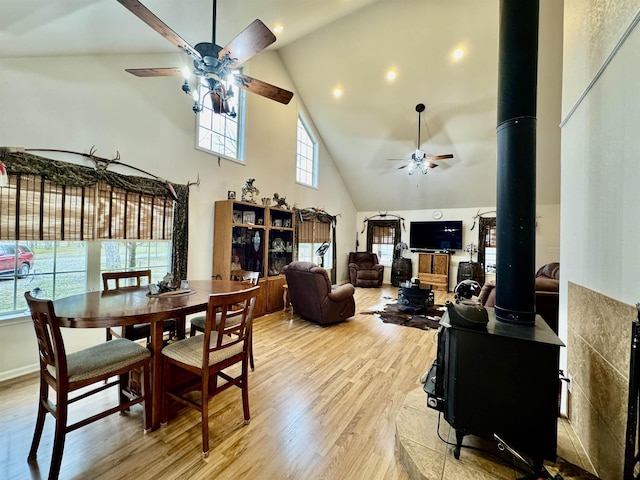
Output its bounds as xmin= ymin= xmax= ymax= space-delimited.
xmin=567 ymin=281 xmax=637 ymax=479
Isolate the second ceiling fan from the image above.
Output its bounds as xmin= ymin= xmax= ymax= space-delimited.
xmin=116 ymin=0 xmax=294 ymax=114
xmin=391 ymin=103 xmax=454 ymax=175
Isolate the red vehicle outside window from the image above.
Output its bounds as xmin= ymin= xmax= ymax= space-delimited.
xmin=0 ymin=244 xmax=35 ymax=278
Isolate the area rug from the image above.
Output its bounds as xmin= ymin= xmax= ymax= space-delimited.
xmin=363 ymin=302 xmax=446 ymax=331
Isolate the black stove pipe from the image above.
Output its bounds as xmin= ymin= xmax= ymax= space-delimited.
xmin=495 ymin=0 xmax=539 ymax=326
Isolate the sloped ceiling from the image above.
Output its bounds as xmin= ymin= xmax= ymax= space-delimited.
xmin=0 ymin=0 xmax=562 ymax=212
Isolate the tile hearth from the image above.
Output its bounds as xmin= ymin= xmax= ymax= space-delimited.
xmin=395 ymin=388 xmax=596 ymax=480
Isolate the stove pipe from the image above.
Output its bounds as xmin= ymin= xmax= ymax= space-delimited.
xmin=495 ymin=0 xmax=539 ymax=326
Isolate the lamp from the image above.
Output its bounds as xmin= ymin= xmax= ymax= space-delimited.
xmin=181 ymin=69 xmax=237 ymax=117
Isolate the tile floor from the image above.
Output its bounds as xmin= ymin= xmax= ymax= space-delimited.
xmin=395 ymin=388 xmax=598 ymax=480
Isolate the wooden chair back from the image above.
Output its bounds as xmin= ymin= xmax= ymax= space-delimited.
xmin=201 ymin=287 xmax=259 ymax=364
xmin=102 ymin=269 xmax=152 ymax=291
xmin=25 ymin=292 xmax=68 ymax=385
xmin=241 ymin=271 xmax=260 ymax=285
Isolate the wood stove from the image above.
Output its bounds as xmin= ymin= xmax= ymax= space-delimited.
xmin=424 ymin=307 xmax=563 ymax=472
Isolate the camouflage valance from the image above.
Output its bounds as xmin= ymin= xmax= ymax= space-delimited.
xmin=0 ymin=149 xmax=189 ymax=281
xmin=2 ymin=150 xmax=175 ymax=197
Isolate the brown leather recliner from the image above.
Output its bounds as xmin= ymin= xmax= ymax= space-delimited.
xmin=348 ymin=252 xmax=384 ymax=287
xmin=283 ymin=261 xmax=356 ymax=325
xmin=477 ymin=262 xmax=560 ymax=333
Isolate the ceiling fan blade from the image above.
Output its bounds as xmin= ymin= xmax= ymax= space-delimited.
xmin=397 ymin=164 xmax=408 ymax=170
xmin=219 ymin=19 xmax=276 ymax=68
xmin=426 ymin=162 xmax=439 ymax=169
xmin=233 ymin=74 xmax=293 ymax=105
xmin=426 ymin=154 xmax=454 ymax=161
xmin=116 ymin=0 xmax=202 ymax=62
xmin=125 ymin=67 xmax=183 ymax=77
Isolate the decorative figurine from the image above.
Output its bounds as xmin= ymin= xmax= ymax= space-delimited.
xmin=272 ymin=193 xmax=289 ymax=209
xmin=241 ymin=178 xmax=259 ymax=203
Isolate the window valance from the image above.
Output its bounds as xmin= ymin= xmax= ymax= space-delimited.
xmin=0 ymin=150 xmax=189 ymax=281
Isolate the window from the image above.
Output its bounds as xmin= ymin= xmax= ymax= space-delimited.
xmin=0 ymin=155 xmax=181 ymax=317
xmin=366 ymin=220 xmax=401 ymax=267
xmin=297 ymin=219 xmax=332 ymax=269
xmin=0 ymin=240 xmax=172 ymax=316
xmin=197 ymin=76 xmax=245 ymax=161
xmin=101 ymin=241 xmax=172 ymax=285
xmin=296 ymin=115 xmax=317 ymax=187
xmin=478 ymin=217 xmax=497 ymax=273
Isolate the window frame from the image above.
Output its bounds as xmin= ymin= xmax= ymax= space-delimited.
xmin=0 ymin=239 xmax=172 ymax=319
xmin=366 ymin=220 xmax=401 ymax=267
xmin=195 ymin=75 xmax=246 ymax=164
xmin=296 ymin=114 xmax=318 ymax=188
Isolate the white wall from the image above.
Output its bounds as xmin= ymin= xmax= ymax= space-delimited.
xmin=561 ymin=2 xmax=640 ymax=309
xmin=0 ymin=51 xmax=357 ymax=380
xmin=357 ymin=204 xmax=560 ymax=290
xmin=561 ymin=3 xmax=640 ymax=476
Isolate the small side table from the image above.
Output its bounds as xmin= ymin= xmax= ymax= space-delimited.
xmin=282 ymin=284 xmax=292 ymax=312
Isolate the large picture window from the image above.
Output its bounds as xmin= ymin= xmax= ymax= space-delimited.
xmin=0 ymin=152 xmax=187 ymax=318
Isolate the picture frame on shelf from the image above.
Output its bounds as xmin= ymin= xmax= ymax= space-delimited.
xmin=227 ymin=190 xmax=236 ymax=200
xmin=242 ymin=211 xmax=256 ymax=224
xmin=273 ymin=219 xmax=282 ymax=227
xmin=233 ymin=210 xmax=242 ymax=223
xmin=283 ymin=219 xmax=291 ymax=228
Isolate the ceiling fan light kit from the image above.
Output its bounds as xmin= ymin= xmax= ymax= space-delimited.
xmin=116 ymin=0 xmax=293 ymax=114
xmin=391 ymin=103 xmax=454 ymax=176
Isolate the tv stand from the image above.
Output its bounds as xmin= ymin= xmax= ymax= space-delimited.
xmin=417 ymin=252 xmax=450 ymax=291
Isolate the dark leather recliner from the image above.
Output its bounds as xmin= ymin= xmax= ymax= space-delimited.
xmin=283 ymin=261 xmax=355 ymax=325
xmin=477 ymin=262 xmax=560 ymax=333
xmin=348 ymin=252 xmax=384 ymax=287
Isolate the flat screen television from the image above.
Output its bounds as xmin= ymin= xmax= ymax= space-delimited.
xmin=409 ymin=220 xmax=463 ymax=251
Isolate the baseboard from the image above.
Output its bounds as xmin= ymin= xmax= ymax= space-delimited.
xmin=0 ymin=364 xmax=38 ymax=384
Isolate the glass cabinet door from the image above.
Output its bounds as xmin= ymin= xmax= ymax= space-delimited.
xmin=268 ymin=229 xmax=293 ymax=276
xmin=232 ymin=226 xmax=265 ymax=277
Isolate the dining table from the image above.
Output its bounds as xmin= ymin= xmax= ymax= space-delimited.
xmin=52 ymin=279 xmax=259 ymax=430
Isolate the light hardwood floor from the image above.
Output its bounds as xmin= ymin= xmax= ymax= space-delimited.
xmin=1 ymin=285 xmax=447 ymax=480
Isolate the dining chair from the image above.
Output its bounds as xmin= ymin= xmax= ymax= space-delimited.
xmin=161 ymin=286 xmax=259 ymax=458
xmin=189 ymin=271 xmax=260 ymax=369
xmin=24 ymin=292 xmax=151 ymax=480
xmin=103 ymin=270 xmax=177 ymax=343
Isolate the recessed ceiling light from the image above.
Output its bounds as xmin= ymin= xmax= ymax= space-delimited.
xmin=273 ymin=24 xmax=284 ymax=34
xmin=333 ymin=87 xmax=343 ymax=98
xmin=386 ymin=70 xmax=397 ymax=81
xmin=452 ymin=48 xmax=464 ymax=60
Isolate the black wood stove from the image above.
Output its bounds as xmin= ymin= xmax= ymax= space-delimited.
xmin=424 ymin=307 xmax=563 ymax=472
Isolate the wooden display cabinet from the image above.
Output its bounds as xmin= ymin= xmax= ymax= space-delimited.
xmin=418 ymin=253 xmax=450 ymax=292
xmin=213 ymin=200 xmax=295 ymax=316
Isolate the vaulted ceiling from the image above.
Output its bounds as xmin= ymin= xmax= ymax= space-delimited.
xmin=0 ymin=0 xmax=562 ymax=212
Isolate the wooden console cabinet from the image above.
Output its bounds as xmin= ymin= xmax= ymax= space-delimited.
xmin=212 ymin=200 xmax=295 ymax=316
xmin=418 ymin=253 xmax=450 ymax=292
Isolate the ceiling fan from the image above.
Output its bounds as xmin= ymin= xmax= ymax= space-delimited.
xmin=116 ymin=0 xmax=294 ymax=114
xmin=390 ymin=103 xmax=453 ymax=175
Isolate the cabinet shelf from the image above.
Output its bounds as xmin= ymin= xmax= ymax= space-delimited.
xmin=213 ymin=200 xmax=296 ymax=315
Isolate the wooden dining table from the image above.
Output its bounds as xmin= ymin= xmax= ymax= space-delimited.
xmin=52 ymin=279 xmax=259 ymax=429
